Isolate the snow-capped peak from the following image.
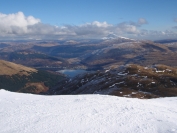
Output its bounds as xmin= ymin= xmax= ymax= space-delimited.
xmin=102 ymin=34 xmax=132 ymax=40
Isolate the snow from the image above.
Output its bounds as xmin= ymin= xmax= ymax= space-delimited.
xmin=109 ymin=82 xmax=124 ymax=88
xmin=132 ymin=92 xmax=137 ymax=94
xmin=1 ymin=90 xmax=177 ymax=133
xmin=144 ymin=67 xmax=148 ymax=69
xmin=118 ymin=36 xmax=130 ymax=40
xmin=105 ymin=69 xmax=110 ymax=73
xmin=154 ymin=68 xmax=165 ymax=73
xmin=117 ymin=72 xmax=128 ymax=76
xmin=137 ymin=82 xmax=142 ymax=87
xmin=166 ymin=69 xmax=172 ymax=72
xmin=142 ymin=76 xmax=147 ymax=78
xmin=102 ymin=34 xmax=134 ymax=40
xmin=116 ymin=81 xmax=125 ymax=84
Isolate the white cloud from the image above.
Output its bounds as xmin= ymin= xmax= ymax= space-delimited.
xmin=136 ymin=29 xmax=177 ymax=40
xmin=0 ymin=12 xmax=40 ymax=27
xmin=138 ymin=18 xmax=148 ymax=25
xmin=65 ymin=21 xmax=112 ymax=38
xmin=0 ymin=12 xmax=176 ymax=40
xmin=84 ymin=21 xmax=112 ymax=28
xmin=116 ymin=23 xmax=138 ymax=34
xmin=0 ymin=12 xmax=141 ymax=39
xmin=0 ymin=12 xmax=76 ymax=39
xmin=0 ymin=12 xmax=40 ymax=35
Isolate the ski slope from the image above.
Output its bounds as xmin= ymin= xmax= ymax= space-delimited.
xmin=0 ymin=89 xmax=177 ymax=133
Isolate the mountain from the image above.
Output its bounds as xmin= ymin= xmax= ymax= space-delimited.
xmin=0 ymin=43 xmax=10 ymax=49
xmin=1 ymin=39 xmax=177 ymax=71
xmin=81 ymin=41 xmax=177 ymax=69
xmin=154 ymin=39 xmax=177 ymax=44
xmin=0 ymin=50 xmax=68 ymax=69
xmin=47 ymin=64 xmax=177 ymax=98
xmin=0 ymin=41 xmax=69 ymax=69
xmin=25 ymin=39 xmax=177 ymax=70
xmin=1 ymin=90 xmax=177 ymax=133
xmin=0 ymin=60 xmax=64 ymax=94
xmin=102 ymin=34 xmax=133 ymax=40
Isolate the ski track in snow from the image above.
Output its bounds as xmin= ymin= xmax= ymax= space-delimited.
xmin=0 ymin=90 xmax=177 ymax=133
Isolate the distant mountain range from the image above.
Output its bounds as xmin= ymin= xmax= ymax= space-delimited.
xmin=1 ymin=38 xmax=177 ymax=70
xmin=81 ymin=40 xmax=177 ymax=70
xmin=1 ymin=38 xmax=177 ymax=98
xmin=0 ymin=50 xmax=68 ymax=69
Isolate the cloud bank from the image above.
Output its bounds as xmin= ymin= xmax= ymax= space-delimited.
xmin=0 ymin=12 xmax=40 ymax=35
xmin=0 ymin=12 xmax=176 ymax=40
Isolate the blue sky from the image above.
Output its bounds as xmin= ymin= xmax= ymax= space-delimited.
xmin=0 ymin=0 xmax=177 ymax=40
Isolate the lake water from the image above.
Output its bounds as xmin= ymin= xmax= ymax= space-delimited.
xmin=57 ymin=69 xmax=87 ymax=78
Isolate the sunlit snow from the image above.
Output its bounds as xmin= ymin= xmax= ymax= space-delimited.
xmin=0 ymin=90 xmax=177 ymax=133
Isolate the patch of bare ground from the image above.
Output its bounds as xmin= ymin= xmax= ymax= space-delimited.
xmin=111 ymin=88 xmax=158 ymax=99
xmin=19 ymin=82 xmax=49 ymax=94
xmin=67 ymin=58 xmax=81 ymax=64
xmin=141 ymin=52 xmax=177 ymax=66
xmin=89 ymin=59 xmax=115 ymax=65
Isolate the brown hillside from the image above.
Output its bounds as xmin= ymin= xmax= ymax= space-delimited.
xmin=48 ymin=64 xmax=177 ymax=99
xmin=0 ymin=60 xmax=37 ymax=76
xmin=0 ymin=60 xmax=64 ymax=94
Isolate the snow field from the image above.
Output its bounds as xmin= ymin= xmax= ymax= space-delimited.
xmin=0 ymin=90 xmax=177 ymax=133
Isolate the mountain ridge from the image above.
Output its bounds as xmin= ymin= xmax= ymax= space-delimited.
xmin=47 ymin=64 xmax=177 ymax=99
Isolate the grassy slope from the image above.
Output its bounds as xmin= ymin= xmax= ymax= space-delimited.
xmin=0 ymin=60 xmax=64 ymax=94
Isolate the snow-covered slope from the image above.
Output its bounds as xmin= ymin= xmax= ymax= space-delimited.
xmin=102 ymin=34 xmax=133 ymax=40
xmin=0 ymin=90 xmax=177 ymax=133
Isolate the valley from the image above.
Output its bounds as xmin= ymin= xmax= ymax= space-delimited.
xmin=1 ymin=38 xmax=177 ymax=71
xmin=1 ymin=2 xmax=177 ymax=133
xmin=0 ymin=38 xmax=177 ymax=98
xmin=47 ymin=64 xmax=177 ymax=98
